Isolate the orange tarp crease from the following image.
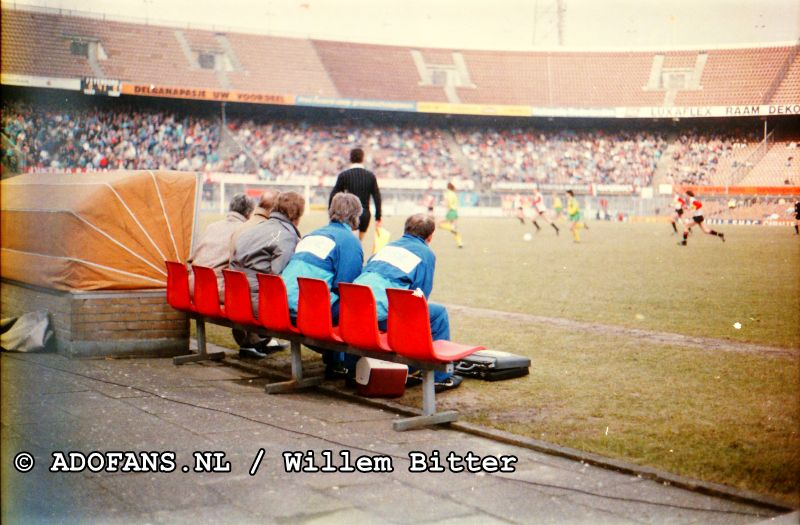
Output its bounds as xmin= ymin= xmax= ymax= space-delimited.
xmin=1 ymin=171 xmax=198 ymax=291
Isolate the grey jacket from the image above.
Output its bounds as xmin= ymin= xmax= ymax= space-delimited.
xmin=229 ymin=211 xmax=301 ymax=309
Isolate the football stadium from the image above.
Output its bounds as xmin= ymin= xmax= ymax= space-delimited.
xmin=1 ymin=1 xmax=799 ymax=523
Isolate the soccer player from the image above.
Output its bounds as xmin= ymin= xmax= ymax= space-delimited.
xmin=670 ymin=193 xmax=688 ymax=234
xmin=512 ymin=193 xmax=525 ymax=224
xmin=565 ymin=190 xmax=585 ymax=243
xmin=678 ymin=191 xmax=725 ymax=246
xmin=439 ymin=182 xmax=463 ymax=248
xmin=531 ymin=188 xmax=559 ymax=235
xmin=551 ymin=192 xmax=564 ymax=221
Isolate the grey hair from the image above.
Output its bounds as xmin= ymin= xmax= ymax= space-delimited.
xmin=229 ymin=193 xmax=254 ymax=217
xmin=329 ymin=193 xmax=363 ymax=230
xmin=404 ymin=213 xmax=435 ymax=239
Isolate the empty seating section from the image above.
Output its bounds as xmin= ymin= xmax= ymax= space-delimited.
xmin=225 ymin=33 xmax=339 ymax=95
xmin=311 ymin=41 xmax=450 ymax=102
xmin=2 ymin=7 xmax=797 ymax=109
xmin=738 ymin=143 xmax=800 ymax=186
xmin=674 ymin=47 xmax=793 ymax=106
xmin=168 ymin=264 xmax=482 ymax=430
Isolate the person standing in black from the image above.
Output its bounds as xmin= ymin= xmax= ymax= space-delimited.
xmin=329 ymin=147 xmax=381 ymax=242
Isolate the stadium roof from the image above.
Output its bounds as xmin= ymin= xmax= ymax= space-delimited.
xmin=4 ymin=0 xmax=799 ymax=51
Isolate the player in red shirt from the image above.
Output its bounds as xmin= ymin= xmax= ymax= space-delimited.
xmin=530 ymin=188 xmax=560 ymax=235
xmin=670 ymin=193 xmax=687 ymax=234
xmin=679 ymin=191 xmax=725 ymax=246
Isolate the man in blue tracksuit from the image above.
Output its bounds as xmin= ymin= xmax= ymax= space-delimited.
xmin=353 ymin=213 xmax=460 ymax=389
xmin=281 ymin=193 xmax=364 ymax=322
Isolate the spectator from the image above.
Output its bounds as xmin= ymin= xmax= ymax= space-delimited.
xmin=329 ymin=147 xmax=382 ymax=242
xmin=188 ymin=193 xmax=253 ymax=301
xmin=229 ymin=191 xmax=305 ymax=358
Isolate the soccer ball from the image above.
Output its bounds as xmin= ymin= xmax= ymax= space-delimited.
xmin=523 ymin=233 xmax=533 ymax=242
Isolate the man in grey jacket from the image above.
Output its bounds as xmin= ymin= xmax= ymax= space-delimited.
xmin=189 ymin=193 xmax=253 ymax=301
xmin=229 ymin=191 xmax=305 ymax=358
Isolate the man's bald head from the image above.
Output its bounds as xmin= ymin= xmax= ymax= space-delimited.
xmin=259 ymin=189 xmax=281 ymax=214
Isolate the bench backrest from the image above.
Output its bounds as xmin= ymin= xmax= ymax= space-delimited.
xmin=256 ymin=273 xmax=299 ymax=334
xmin=192 ymin=265 xmax=224 ymax=317
xmin=338 ymin=283 xmax=390 ymax=352
xmin=386 ymin=288 xmax=434 ymax=360
xmin=165 ymin=261 xmax=193 ymax=312
xmin=297 ymin=277 xmax=343 ymax=343
xmin=222 ymin=269 xmax=258 ymax=326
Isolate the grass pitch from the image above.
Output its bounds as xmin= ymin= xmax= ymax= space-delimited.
xmin=199 ymin=210 xmax=800 ymax=503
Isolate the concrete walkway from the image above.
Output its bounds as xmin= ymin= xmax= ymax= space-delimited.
xmin=0 ymin=351 xmax=788 ymax=525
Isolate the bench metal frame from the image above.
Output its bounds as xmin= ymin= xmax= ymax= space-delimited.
xmin=174 ymin=315 xmax=457 ymax=431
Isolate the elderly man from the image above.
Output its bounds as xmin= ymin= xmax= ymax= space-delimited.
xmin=353 ymin=213 xmax=461 ymax=390
xmin=229 ymin=191 xmax=305 ymax=358
xmin=188 ymin=193 xmax=253 ymax=300
xmin=281 ymin=193 xmax=363 ymax=376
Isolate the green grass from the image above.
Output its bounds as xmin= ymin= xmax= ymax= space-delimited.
xmin=200 ymin=210 xmax=800 ymax=503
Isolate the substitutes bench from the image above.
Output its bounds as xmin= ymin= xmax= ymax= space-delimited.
xmin=165 ymin=261 xmax=483 ymax=431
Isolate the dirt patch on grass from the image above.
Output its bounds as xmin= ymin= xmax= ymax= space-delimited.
xmin=445 ymin=303 xmax=799 ymax=359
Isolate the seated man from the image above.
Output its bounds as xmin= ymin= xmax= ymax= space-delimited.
xmin=189 ymin=193 xmax=253 ymax=301
xmin=353 ymin=213 xmax=461 ymax=390
xmin=229 ymin=191 xmax=305 ymax=358
xmin=281 ymin=193 xmax=364 ymax=374
xmin=281 ymin=192 xmax=364 ymax=321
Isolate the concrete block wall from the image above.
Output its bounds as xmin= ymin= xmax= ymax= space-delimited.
xmin=1 ymin=280 xmax=189 ymax=358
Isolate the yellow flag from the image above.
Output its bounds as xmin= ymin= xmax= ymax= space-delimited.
xmin=373 ymin=226 xmax=391 ymax=254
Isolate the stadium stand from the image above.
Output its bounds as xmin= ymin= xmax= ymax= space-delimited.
xmin=2 ymin=6 xmax=798 ymax=108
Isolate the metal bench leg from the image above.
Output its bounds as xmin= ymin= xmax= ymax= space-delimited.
xmin=392 ymin=370 xmax=458 ymax=431
xmin=265 ymin=340 xmax=323 ymax=393
xmin=173 ymin=317 xmax=225 ymax=365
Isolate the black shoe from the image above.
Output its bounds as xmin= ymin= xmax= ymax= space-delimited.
xmin=239 ymin=347 xmax=267 ymax=359
xmin=678 ymin=240 xmax=687 ymax=246
xmin=719 ymin=233 xmax=725 ymax=243
xmin=324 ymin=362 xmax=349 ymax=380
xmin=405 ymin=371 xmax=423 ymax=387
xmin=434 ymin=375 xmax=463 ymax=392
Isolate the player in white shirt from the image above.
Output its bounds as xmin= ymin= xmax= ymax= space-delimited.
xmin=530 ymin=188 xmax=559 ymax=235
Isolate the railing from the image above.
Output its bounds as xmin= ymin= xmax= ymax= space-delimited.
xmin=726 ymin=131 xmax=773 ymax=192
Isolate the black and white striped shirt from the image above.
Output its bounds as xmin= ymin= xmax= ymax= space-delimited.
xmin=329 ymin=164 xmax=382 ymax=220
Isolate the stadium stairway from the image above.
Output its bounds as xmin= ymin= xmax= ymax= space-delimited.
xmin=651 ymin=142 xmax=679 ymax=188
xmin=443 ymin=130 xmax=477 ymax=186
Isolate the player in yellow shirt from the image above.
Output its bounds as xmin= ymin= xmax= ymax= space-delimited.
xmin=439 ymin=182 xmax=463 ymax=248
xmin=551 ymin=192 xmax=564 ymax=220
xmin=566 ymin=190 xmax=585 ymax=243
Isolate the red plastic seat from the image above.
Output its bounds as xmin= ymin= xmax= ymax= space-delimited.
xmin=222 ymin=269 xmax=259 ymax=327
xmin=296 ymin=277 xmax=343 ymax=343
xmin=386 ymin=288 xmax=483 ymax=362
xmin=192 ymin=265 xmax=225 ymax=318
xmin=165 ymin=260 xmax=194 ymax=313
xmin=338 ymin=283 xmax=391 ymax=352
xmin=256 ymin=273 xmax=299 ymax=334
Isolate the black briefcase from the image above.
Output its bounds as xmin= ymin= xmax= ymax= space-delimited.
xmin=455 ymin=350 xmax=530 ymax=381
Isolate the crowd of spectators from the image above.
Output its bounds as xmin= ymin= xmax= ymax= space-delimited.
xmin=5 ymin=101 xmax=783 ymax=190
xmin=222 ymin=118 xmax=463 ymax=182
xmin=454 ymin=128 xmax=667 ymax=187
xmin=2 ymin=102 xmax=221 ymax=173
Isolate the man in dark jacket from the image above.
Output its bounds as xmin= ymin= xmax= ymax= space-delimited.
xmin=329 ymin=147 xmax=381 ymax=242
xmin=229 ymin=191 xmax=305 ymax=358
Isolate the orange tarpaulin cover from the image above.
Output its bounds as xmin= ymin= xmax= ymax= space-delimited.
xmin=1 ymin=171 xmax=199 ymax=291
